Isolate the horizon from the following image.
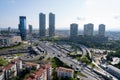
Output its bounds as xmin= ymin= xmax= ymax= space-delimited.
xmin=0 ymin=0 xmax=120 ymax=31
xmin=1 ymin=27 xmax=120 ymax=32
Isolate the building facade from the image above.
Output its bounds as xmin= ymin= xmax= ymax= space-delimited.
xmin=39 ymin=13 xmax=46 ymax=37
xmin=84 ymin=23 xmax=94 ymax=36
xmin=19 ymin=16 xmax=27 ymax=40
xmin=70 ymin=23 xmax=78 ymax=38
xmin=3 ymin=60 xmax=22 ymax=80
xmin=57 ymin=67 xmax=74 ymax=78
xmin=28 ymin=25 xmax=33 ymax=35
xmin=0 ymin=36 xmax=22 ymax=47
xmin=49 ymin=13 xmax=55 ymax=37
xmin=25 ymin=64 xmax=52 ymax=80
xmin=98 ymin=24 xmax=105 ymax=37
xmin=0 ymin=67 xmax=5 ymax=80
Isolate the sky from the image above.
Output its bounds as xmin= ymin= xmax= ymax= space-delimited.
xmin=0 ymin=0 xmax=120 ymax=31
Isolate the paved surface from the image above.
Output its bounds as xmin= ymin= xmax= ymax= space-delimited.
xmin=38 ymin=41 xmax=104 ymax=80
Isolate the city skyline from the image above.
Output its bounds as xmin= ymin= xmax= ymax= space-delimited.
xmin=0 ymin=0 xmax=120 ymax=31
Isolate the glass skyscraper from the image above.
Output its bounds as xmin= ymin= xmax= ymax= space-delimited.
xmin=19 ymin=16 xmax=27 ymax=40
xmin=39 ymin=13 xmax=46 ymax=37
xmin=70 ymin=23 xmax=78 ymax=38
xmin=49 ymin=13 xmax=55 ymax=37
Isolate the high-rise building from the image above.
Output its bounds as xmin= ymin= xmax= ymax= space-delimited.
xmin=99 ymin=24 xmax=105 ymax=37
xmin=49 ymin=13 xmax=55 ymax=37
xmin=8 ymin=27 xmax=11 ymax=32
xmin=19 ymin=16 xmax=27 ymax=40
xmin=70 ymin=23 xmax=78 ymax=37
xmin=8 ymin=27 xmax=11 ymax=36
xmin=28 ymin=25 xmax=33 ymax=35
xmin=84 ymin=23 xmax=94 ymax=36
xmin=39 ymin=13 xmax=46 ymax=37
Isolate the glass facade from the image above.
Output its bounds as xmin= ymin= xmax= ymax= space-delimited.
xmin=19 ymin=16 xmax=27 ymax=40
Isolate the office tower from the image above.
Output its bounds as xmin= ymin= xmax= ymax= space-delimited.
xmin=8 ymin=27 xmax=11 ymax=32
xmin=39 ymin=13 xmax=46 ymax=37
xmin=28 ymin=25 xmax=33 ymax=35
xmin=99 ymin=24 xmax=105 ymax=37
xmin=84 ymin=23 xmax=94 ymax=36
xmin=8 ymin=27 xmax=11 ymax=36
xmin=70 ymin=23 xmax=78 ymax=37
xmin=49 ymin=13 xmax=55 ymax=37
xmin=19 ymin=16 xmax=27 ymax=40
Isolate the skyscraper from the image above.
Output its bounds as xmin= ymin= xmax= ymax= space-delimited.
xmin=84 ymin=23 xmax=94 ymax=36
xmin=99 ymin=24 xmax=105 ymax=37
xmin=28 ymin=25 xmax=33 ymax=35
xmin=39 ymin=13 xmax=46 ymax=37
xmin=70 ymin=23 xmax=78 ymax=37
xmin=19 ymin=16 xmax=27 ymax=40
xmin=49 ymin=13 xmax=55 ymax=37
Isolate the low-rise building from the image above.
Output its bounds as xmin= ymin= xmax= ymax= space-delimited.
xmin=56 ymin=67 xmax=74 ymax=78
xmin=0 ymin=36 xmax=22 ymax=47
xmin=111 ymin=57 xmax=120 ymax=65
xmin=106 ymin=65 xmax=120 ymax=79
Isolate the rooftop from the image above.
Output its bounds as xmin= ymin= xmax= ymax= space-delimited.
xmin=107 ymin=65 xmax=120 ymax=74
xmin=57 ymin=67 xmax=74 ymax=73
xmin=25 ymin=62 xmax=39 ymax=67
xmin=25 ymin=68 xmax=44 ymax=80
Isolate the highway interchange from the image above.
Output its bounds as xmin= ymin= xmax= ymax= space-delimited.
xmin=38 ymin=41 xmax=107 ymax=80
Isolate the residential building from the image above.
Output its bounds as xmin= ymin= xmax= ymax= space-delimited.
xmin=98 ymin=24 xmax=105 ymax=37
xmin=4 ymin=60 xmax=22 ymax=80
xmin=0 ymin=67 xmax=5 ymax=80
xmin=42 ymin=64 xmax=52 ymax=80
xmin=24 ymin=62 xmax=40 ymax=70
xmin=25 ymin=64 xmax=52 ymax=80
xmin=57 ymin=67 xmax=74 ymax=78
xmin=49 ymin=13 xmax=55 ymax=37
xmin=26 ymin=68 xmax=47 ymax=80
xmin=70 ymin=23 xmax=78 ymax=38
xmin=84 ymin=23 xmax=94 ymax=36
xmin=39 ymin=13 xmax=46 ymax=37
xmin=19 ymin=16 xmax=27 ymax=40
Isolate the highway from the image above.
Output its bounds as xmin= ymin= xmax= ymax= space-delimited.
xmin=38 ymin=41 xmax=104 ymax=80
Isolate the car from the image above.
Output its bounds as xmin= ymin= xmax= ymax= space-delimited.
xmin=76 ymin=67 xmax=79 ymax=70
xmin=57 ymin=55 xmax=61 ymax=57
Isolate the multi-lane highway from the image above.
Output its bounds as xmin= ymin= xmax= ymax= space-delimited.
xmin=38 ymin=41 xmax=105 ymax=80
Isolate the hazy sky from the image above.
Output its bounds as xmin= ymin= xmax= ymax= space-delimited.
xmin=0 ymin=0 xmax=120 ymax=31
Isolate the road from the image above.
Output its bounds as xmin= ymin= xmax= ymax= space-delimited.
xmin=38 ymin=41 xmax=104 ymax=80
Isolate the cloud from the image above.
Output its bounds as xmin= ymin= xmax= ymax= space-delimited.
xmin=114 ymin=16 xmax=120 ymax=21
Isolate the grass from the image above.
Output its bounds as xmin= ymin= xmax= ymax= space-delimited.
xmin=88 ymin=63 xmax=99 ymax=69
xmin=13 ymin=54 xmax=23 ymax=57
xmin=50 ymin=57 xmax=72 ymax=68
xmin=80 ymin=55 xmax=91 ymax=64
xmin=0 ymin=43 xmax=25 ymax=51
xmin=0 ymin=56 xmax=9 ymax=66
